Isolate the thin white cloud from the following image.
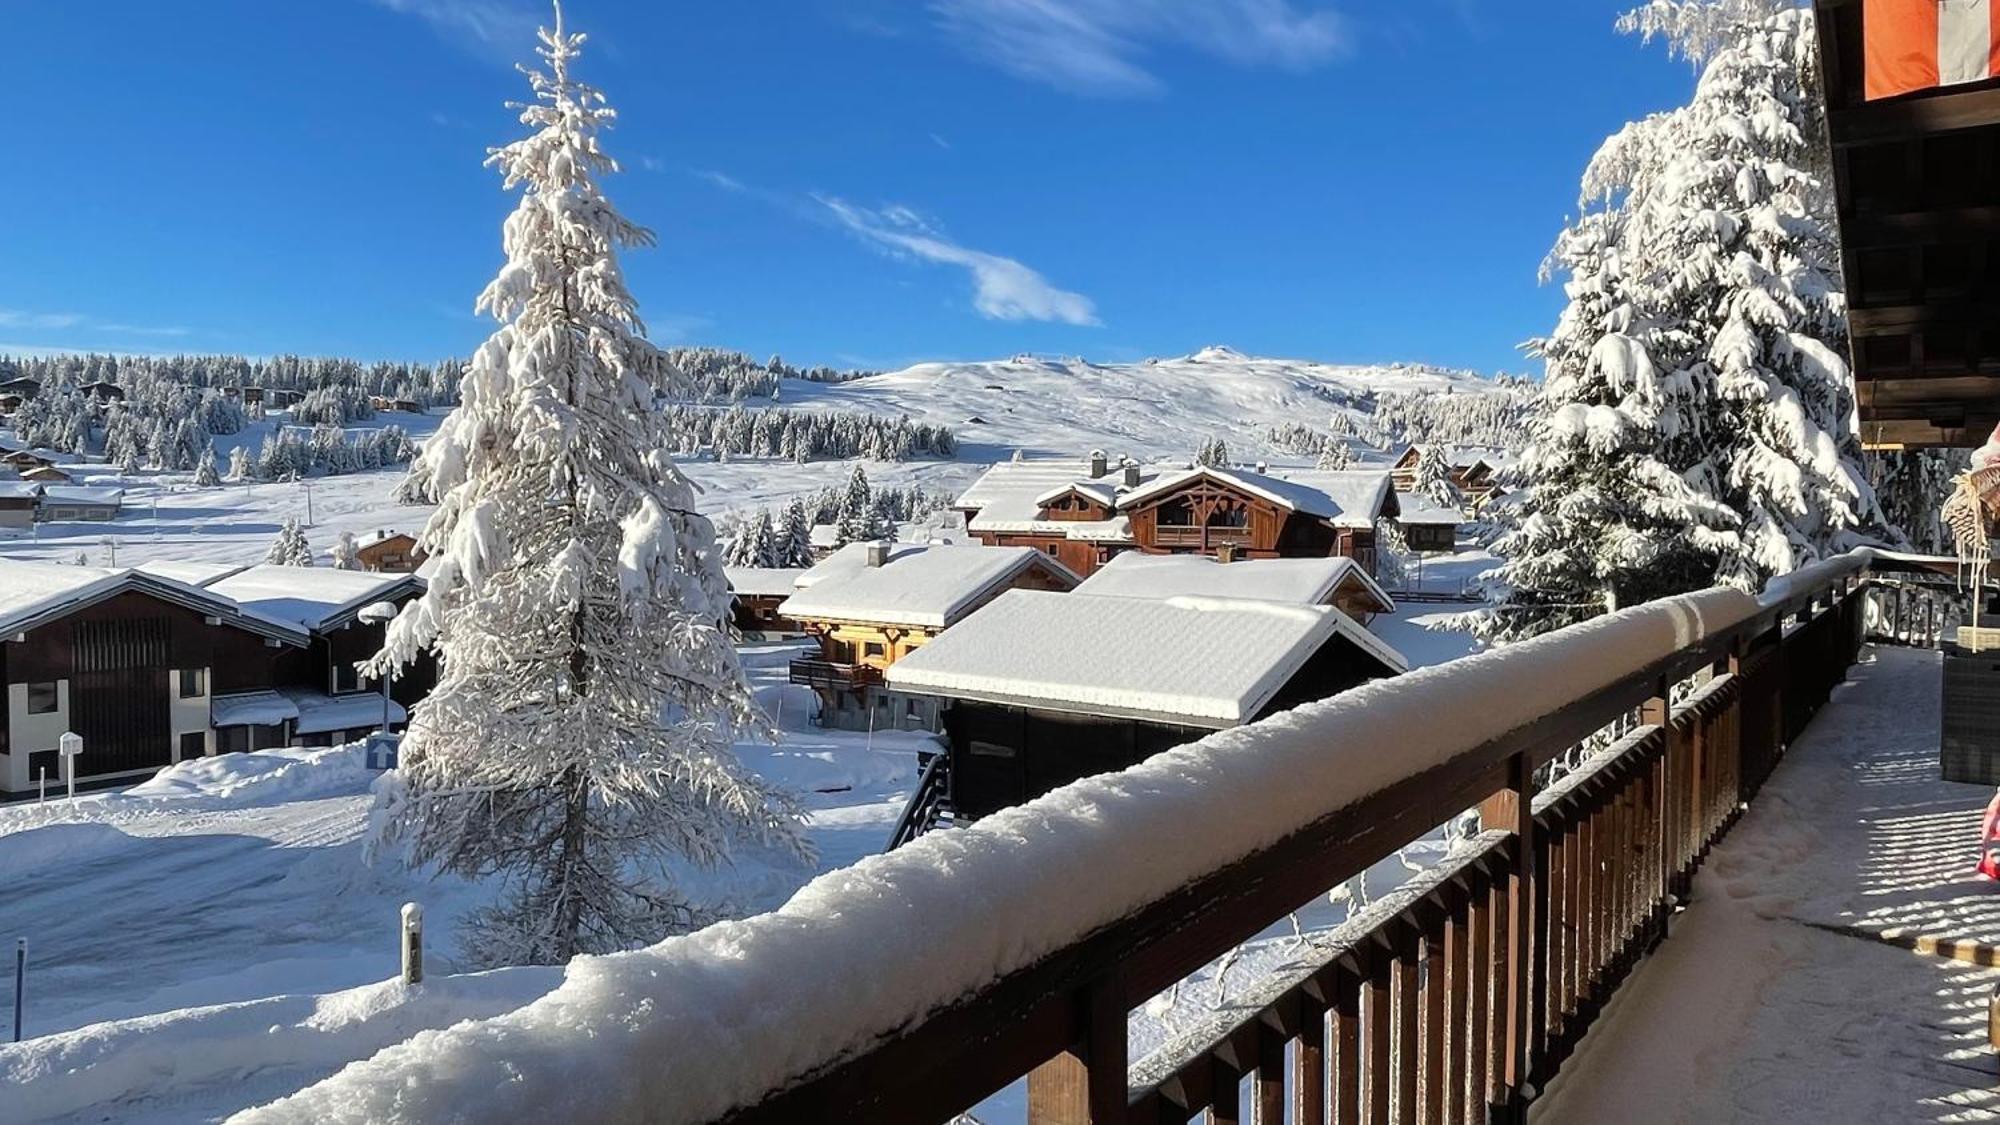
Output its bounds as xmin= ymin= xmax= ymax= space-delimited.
xmin=929 ymin=0 xmax=1348 ymax=95
xmin=695 ymin=169 xmax=746 ymax=192
xmin=371 ymin=0 xmax=540 ymax=61
xmin=0 ymin=309 xmax=187 ymax=337
xmin=819 ymin=197 xmax=1100 ymax=326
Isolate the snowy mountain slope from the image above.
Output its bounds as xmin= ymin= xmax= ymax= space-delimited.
xmin=781 ymin=346 xmax=1510 ymax=463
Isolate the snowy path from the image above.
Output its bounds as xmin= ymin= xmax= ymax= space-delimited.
xmin=1537 ymin=646 xmax=2000 ymax=1124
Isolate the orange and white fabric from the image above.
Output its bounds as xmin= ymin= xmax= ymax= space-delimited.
xmin=1866 ymin=0 xmax=2000 ymax=100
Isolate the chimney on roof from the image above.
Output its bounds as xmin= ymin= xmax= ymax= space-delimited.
xmin=1123 ymin=462 xmax=1141 ymax=488
xmin=1255 ymin=461 xmax=1269 ymax=474
xmin=1088 ymin=450 xmax=1108 ymax=479
xmin=864 ymin=541 xmax=891 ymax=568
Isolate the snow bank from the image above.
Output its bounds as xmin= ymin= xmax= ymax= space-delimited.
xmin=233 ymin=585 xmax=1758 ymax=1125
xmin=128 ymin=743 xmax=373 ymax=808
xmin=2 ymin=969 xmax=559 ymax=1123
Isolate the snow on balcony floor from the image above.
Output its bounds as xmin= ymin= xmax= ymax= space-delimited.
xmin=1540 ymin=645 xmax=2000 ymax=1124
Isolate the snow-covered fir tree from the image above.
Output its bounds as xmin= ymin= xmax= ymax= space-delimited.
xmin=361 ymin=11 xmax=805 ymax=967
xmin=1315 ymin=440 xmax=1354 ymax=471
xmin=227 ymin=444 xmax=252 ymax=482
xmin=265 ymin=518 xmax=314 ymax=566
xmin=1874 ymin=449 xmax=1966 ymax=555
xmin=779 ymin=498 xmax=815 ymax=567
xmin=833 ymin=464 xmax=877 ymax=546
xmin=1414 ymin=445 xmax=1461 ymax=507
xmin=1195 ymin=437 xmax=1229 ymax=468
xmin=330 ymin=530 xmax=362 ymax=570
xmin=1473 ymin=0 xmax=1889 ymax=642
xmin=193 ymin=441 xmax=221 ymax=487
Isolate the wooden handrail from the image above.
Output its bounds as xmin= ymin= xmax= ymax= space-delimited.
xmin=723 ymin=564 xmax=1869 ymax=1124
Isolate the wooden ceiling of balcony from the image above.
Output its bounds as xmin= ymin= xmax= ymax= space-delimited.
xmin=1816 ymin=0 xmax=2000 ymax=448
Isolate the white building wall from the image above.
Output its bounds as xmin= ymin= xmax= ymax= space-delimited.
xmin=170 ymin=666 xmax=212 ymax=761
xmin=5 ymin=679 xmax=69 ymax=792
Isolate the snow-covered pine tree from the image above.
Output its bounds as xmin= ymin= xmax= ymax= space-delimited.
xmin=194 ymin=441 xmax=221 ymax=487
xmin=779 ymin=498 xmax=814 ymax=567
xmin=360 ymin=9 xmax=805 ymax=968
xmin=1195 ymin=437 xmax=1229 ymax=468
xmin=331 ymin=530 xmax=362 ymax=570
xmin=265 ymin=518 xmax=314 ymax=566
xmin=227 ymin=444 xmax=252 ymax=482
xmin=1315 ymin=440 xmax=1354 ymax=471
xmin=1473 ymin=0 xmax=1890 ymax=643
xmin=1414 ymin=445 xmax=1461 ymax=507
xmin=1874 ymin=449 xmax=1966 ymax=555
xmin=118 ymin=448 xmax=141 ymax=476
xmin=748 ymin=507 xmax=780 ymax=568
xmin=833 ymin=464 xmax=876 ymax=546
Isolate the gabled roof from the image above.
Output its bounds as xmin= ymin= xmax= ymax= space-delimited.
xmin=780 ymin=543 xmax=1079 ymax=629
xmin=207 ymin=565 xmax=426 ymax=634
xmin=955 ymin=458 xmax=1165 ymax=536
xmin=136 ymin=559 xmax=249 ymax=586
xmin=724 ymin=566 xmax=809 ymax=598
xmin=886 ymin=590 xmax=1407 ymax=728
xmin=0 ymin=482 xmax=41 ymax=500
xmin=1075 ymin=552 xmax=1394 ymax=615
xmin=354 ymin=529 xmax=416 ymax=549
xmin=1393 ymin=491 xmax=1466 ymax=527
xmin=0 ymin=560 xmax=308 ymax=646
xmin=1116 ymin=467 xmax=1397 ymax=529
xmin=1032 ymin=481 xmax=1117 ymax=509
xmin=39 ymin=485 xmax=122 ymax=505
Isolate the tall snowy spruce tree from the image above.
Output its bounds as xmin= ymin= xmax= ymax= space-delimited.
xmin=363 ymin=8 xmax=805 ymax=967
xmin=1475 ymin=0 xmax=1889 ymax=643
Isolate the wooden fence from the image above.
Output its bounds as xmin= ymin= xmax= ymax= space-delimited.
xmin=724 ymin=565 xmax=1869 ymax=1125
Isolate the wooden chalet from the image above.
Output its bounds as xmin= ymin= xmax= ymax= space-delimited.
xmin=0 ymin=377 xmax=40 ymax=402
xmin=80 ymin=380 xmax=124 ymax=403
xmin=22 ymin=466 xmax=73 ymax=486
xmin=354 ymin=529 xmax=424 ymax=573
xmin=1815 ymin=0 xmax=2000 ymax=446
xmin=0 ymin=483 xmax=38 ymax=530
xmin=36 ymin=485 xmax=121 ymax=521
xmin=955 ymin=455 xmax=1399 ymax=577
xmin=724 ymin=566 xmax=808 ymax=636
xmin=885 ymin=589 xmax=1407 ymax=820
xmin=1071 ymin=551 xmax=1395 ymax=624
xmin=1389 ymin=444 xmax=1514 ymax=507
xmin=779 ymin=542 xmax=1078 ymax=731
xmin=0 ymin=561 xmax=430 ymax=794
xmin=1393 ymin=490 xmax=1466 ymax=553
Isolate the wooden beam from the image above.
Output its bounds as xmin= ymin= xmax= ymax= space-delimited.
xmin=1839 ymin=205 xmax=2000 ymax=248
xmin=1849 ymin=301 xmax=2000 ymax=336
xmin=1830 ymin=85 xmax=2000 ymax=146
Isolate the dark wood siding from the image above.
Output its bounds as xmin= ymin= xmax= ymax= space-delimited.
xmin=70 ymin=617 xmax=171 ymax=773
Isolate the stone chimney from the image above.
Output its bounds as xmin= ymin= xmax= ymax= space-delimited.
xmin=1088 ymin=450 xmax=1109 ymax=479
xmin=864 ymin=541 xmax=891 ymax=568
xmin=1255 ymin=461 xmax=1269 ymax=474
xmin=1123 ymin=460 xmax=1141 ymax=488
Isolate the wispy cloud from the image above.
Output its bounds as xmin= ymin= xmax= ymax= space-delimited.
xmin=371 ymin=0 xmax=541 ymax=62
xmin=0 ymin=309 xmax=188 ymax=338
xmin=929 ymin=0 xmax=1348 ymax=95
xmin=694 ymin=169 xmax=746 ymax=192
xmin=818 ymin=198 xmax=1099 ymax=326
xmin=929 ymin=132 xmax=953 ymax=150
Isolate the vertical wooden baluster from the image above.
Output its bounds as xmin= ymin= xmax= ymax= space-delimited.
xmin=1393 ymin=926 xmax=1420 ymax=1125
xmin=1419 ymin=905 xmax=1446 ymax=1125
xmin=1366 ymin=946 xmax=1392 ymax=1125
xmin=1297 ymin=992 xmax=1328 ymax=1125
xmin=1466 ymin=872 xmax=1491 ymax=1125
xmin=1442 ymin=884 xmax=1469 ymax=1125
xmin=1334 ymin=963 xmax=1362 ymax=1125
xmin=1211 ymin=1055 xmax=1242 ymax=1125
xmin=1546 ymin=817 xmax=1568 ymax=1042
xmin=1479 ymin=751 xmax=1533 ymax=1123
xmin=1254 ymin=1022 xmax=1285 ymax=1125
xmin=1026 ymin=979 xmax=1125 ymax=1125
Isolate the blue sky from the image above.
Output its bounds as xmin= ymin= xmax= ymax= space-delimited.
xmin=0 ymin=1 xmax=1708 ymax=375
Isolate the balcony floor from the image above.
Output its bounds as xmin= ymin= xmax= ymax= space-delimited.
xmin=1539 ymin=645 xmax=2000 ymax=1124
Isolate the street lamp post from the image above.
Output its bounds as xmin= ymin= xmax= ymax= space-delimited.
xmin=357 ymin=601 xmax=399 ymax=736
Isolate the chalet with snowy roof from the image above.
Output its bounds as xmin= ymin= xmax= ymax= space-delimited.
xmin=1390 ymin=444 xmax=1515 ymax=507
xmin=37 ymin=485 xmax=122 ymax=522
xmin=955 ymin=454 xmax=1399 ymax=577
xmin=353 ymin=529 xmax=424 ymax=573
xmin=21 ymin=465 xmax=73 ymax=486
xmin=780 ymin=542 xmax=1079 ymax=731
xmin=0 ymin=561 xmax=436 ymax=794
xmin=0 ymin=376 xmax=40 ymax=401
xmin=0 ymin=482 xmax=38 ymax=529
xmin=724 ymin=566 xmax=808 ymax=636
xmin=1072 ymin=551 xmax=1394 ymax=624
xmin=1 ymin=447 xmax=60 ymax=472
xmin=1392 ymin=491 xmax=1466 ymax=554
xmin=80 ymin=380 xmax=124 ymax=403
xmin=885 ymin=589 xmax=1406 ymax=820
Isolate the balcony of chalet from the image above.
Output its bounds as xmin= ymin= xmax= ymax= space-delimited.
xmin=254 ymin=552 xmax=2000 ymax=1125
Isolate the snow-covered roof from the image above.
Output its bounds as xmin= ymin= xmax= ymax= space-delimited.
xmin=207 ymin=565 xmax=424 ymax=634
xmin=808 ymin=523 xmax=840 ymax=549
xmin=724 ymin=567 xmax=809 ymax=598
xmin=780 ymin=544 xmax=1079 ymax=629
xmin=1393 ymin=491 xmax=1466 ymax=526
xmin=281 ymin=687 xmax=406 ymax=736
xmin=210 ymin=690 xmax=296 ymax=728
xmin=135 ymin=559 xmax=249 ymax=586
xmin=887 ymin=590 xmax=1406 ymax=728
xmin=1075 ymin=553 xmax=1393 ymax=614
xmin=955 ymin=458 xmax=1165 ymax=536
xmin=39 ymin=485 xmax=122 ymax=506
xmin=1448 ymin=446 xmax=1517 ymax=472
xmin=0 ymin=560 xmax=307 ymax=646
xmin=0 ymin=482 xmax=40 ymax=500
xmin=1116 ymin=467 xmax=1396 ymax=529
xmin=791 ymin=540 xmax=933 ymax=590
xmin=354 ymin=529 xmax=415 ymax=549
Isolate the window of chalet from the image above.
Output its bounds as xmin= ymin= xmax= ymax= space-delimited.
xmin=178 ymin=732 xmax=205 ymax=761
xmin=333 ymin=661 xmax=362 ymax=694
xmin=862 ymin=641 xmax=886 ymax=660
xmin=26 ymin=682 xmax=58 ymax=714
xmin=1157 ymin=498 xmax=1196 ymax=526
xmin=178 ymin=668 xmax=204 ymax=698
xmin=217 ymin=725 xmax=249 ymax=755
xmin=1206 ymin=504 xmax=1249 ymax=529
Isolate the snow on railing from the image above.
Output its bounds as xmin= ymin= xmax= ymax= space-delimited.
xmin=235 ymin=579 xmax=1779 ymax=1125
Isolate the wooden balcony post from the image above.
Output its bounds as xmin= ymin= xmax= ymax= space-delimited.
xmin=1027 ymin=981 xmax=1127 ymax=1125
xmin=1477 ymin=751 xmax=1535 ymax=1121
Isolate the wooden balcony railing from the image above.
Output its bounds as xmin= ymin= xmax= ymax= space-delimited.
xmin=266 ymin=554 xmax=1878 ymax=1125
xmin=720 ymin=559 xmax=1868 ymax=1125
xmin=788 ymin=658 xmax=883 ymax=691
